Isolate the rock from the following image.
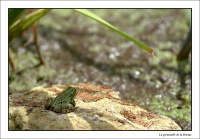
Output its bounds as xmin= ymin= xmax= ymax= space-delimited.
xmin=9 ymin=83 xmax=181 ymax=130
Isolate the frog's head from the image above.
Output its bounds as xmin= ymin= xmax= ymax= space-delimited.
xmin=67 ymin=86 xmax=77 ymax=98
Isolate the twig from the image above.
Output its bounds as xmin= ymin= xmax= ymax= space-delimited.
xmin=32 ymin=22 xmax=45 ymax=65
xmin=9 ymin=48 xmax=16 ymax=71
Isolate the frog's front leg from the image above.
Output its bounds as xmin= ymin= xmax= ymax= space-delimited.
xmin=61 ymin=103 xmax=76 ymax=113
xmin=70 ymin=99 xmax=76 ymax=107
xmin=53 ymin=103 xmax=63 ymax=113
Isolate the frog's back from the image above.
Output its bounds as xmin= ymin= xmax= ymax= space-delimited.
xmin=56 ymin=86 xmax=77 ymax=103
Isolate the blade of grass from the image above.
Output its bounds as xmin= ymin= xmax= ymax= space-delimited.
xmin=75 ymin=9 xmax=154 ymax=56
xmin=9 ymin=9 xmax=26 ymax=26
xmin=9 ymin=9 xmax=51 ymax=41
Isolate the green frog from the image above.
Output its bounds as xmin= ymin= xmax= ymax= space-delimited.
xmin=45 ymin=86 xmax=77 ymax=113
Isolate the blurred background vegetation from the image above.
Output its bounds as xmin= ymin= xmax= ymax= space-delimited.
xmin=9 ymin=9 xmax=191 ymax=130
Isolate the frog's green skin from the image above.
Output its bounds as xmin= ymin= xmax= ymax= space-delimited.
xmin=45 ymin=86 xmax=77 ymax=113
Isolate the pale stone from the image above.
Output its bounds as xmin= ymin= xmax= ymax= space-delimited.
xmin=9 ymin=83 xmax=181 ymax=130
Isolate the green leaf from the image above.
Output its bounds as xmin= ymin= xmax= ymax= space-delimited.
xmin=9 ymin=9 xmax=26 ymax=26
xmin=9 ymin=9 xmax=51 ymax=41
xmin=75 ymin=9 xmax=154 ymax=56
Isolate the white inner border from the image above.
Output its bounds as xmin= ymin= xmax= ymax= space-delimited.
xmin=1 ymin=1 xmax=199 ymax=138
